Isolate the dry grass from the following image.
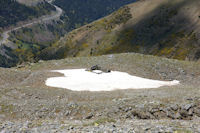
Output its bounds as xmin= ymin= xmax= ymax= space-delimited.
xmin=48 ymin=0 xmax=200 ymax=61
xmin=16 ymin=0 xmax=44 ymax=6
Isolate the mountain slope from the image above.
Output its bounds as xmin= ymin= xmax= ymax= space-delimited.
xmin=0 ymin=0 xmax=138 ymax=67
xmin=54 ymin=0 xmax=137 ymax=30
xmin=0 ymin=0 xmax=55 ymax=28
xmin=45 ymin=0 xmax=200 ymax=61
xmin=0 ymin=0 xmax=59 ymax=67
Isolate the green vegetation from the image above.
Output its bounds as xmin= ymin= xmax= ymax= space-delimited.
xmin=1 ymin=0 xmax=200 ymax=68
xmin=0 ymin=0 xmax=55 ymax=28
xmin=2 ymin=0 xmax=136 ymax=67
xmin=0 ymin=45 xmax=19 ymax=67
xmin=44 ymin=0 xmax=200 ymax=62
xmin=54 ymin=0 xmax=136 ymax=31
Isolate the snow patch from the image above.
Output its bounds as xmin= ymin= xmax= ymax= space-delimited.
xmin=45 ymin=69 xmax=180 ymax=91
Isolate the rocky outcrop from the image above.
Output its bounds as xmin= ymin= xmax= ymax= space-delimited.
xmin=88 ymin=65 xmax=111 ymax=73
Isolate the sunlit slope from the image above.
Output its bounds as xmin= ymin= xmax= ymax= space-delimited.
xmin=44 ymin=0 xmax=200 ymax=61
xmin=16 ymin=0 xmax=45 ymax=6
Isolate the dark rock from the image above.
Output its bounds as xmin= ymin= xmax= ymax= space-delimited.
xmin=89 ymin=65 xmax=111 ymax=73
xmin=85 ymin=114 xmax=93 ymax=119
xmin=186 ymin=98 xmax=193 ymax=101
xmin=65 ymin=111 xmax=71 ymax=116
xmin=91 ymin=65 xmax=101 ymax=71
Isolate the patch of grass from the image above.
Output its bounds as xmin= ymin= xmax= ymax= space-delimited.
xmin=174 ymin=130 xmax=192 ymax=133
xmin=0 ymin=104 xmax=14 ymax=114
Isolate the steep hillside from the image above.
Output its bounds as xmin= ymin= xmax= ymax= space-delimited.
xmin=1 ymin=0 xmax=199 ymax=68
xmin=44 ymin=0 xmax=200 ymax=61
xmin=54 ymin=0 xmax=137 ymax=30
xmin=0 ymin=0 xmax=55 ymax=28
xmin=0 ymin=0 xmax=138 ymax=67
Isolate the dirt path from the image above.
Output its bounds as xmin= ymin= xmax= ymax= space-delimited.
xmin=0 ymin=1 xmax=62 ymax=46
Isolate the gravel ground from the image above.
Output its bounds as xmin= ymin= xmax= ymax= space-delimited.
xmin=1 ymin=119 xmax=200 ymax=132
xmin=0 ymin=53 xmax=200 ymax=132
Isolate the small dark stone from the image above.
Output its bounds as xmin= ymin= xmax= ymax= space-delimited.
xmin=91 ymin=65 xmax=101 ymax=71
xmin=85 ymin=114 xmax=93 ymax=119
xmin=65 ymin=111 xmax=71 ymax=116
xmin=186 ymin=98 xmax=193 ymax=101
xmin=89 ymin=65 xmax=111 ymax=73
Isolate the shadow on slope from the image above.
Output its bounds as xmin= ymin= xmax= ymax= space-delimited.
xmin=106 ymin=0 xmax=200 ymax=60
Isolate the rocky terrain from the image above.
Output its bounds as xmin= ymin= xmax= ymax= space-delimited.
xmin=0 ymin=53 xmax=200 ymax=132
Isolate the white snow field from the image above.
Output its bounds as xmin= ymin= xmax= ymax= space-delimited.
xmin=45 ymin=69 xmax=180 ymax=91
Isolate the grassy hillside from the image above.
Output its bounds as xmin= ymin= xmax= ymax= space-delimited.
xmin=1 ymin=0 xmax=137 ymax=67
xmin=54 ymin=0 xmax=137 ymax=30
xmin=0 ymin=0 xmax=55 ymax=28
xmin=1 ymin=0 xmax=200 ymax=67
xmin=43 ymin=0 xmax=200 ymax=61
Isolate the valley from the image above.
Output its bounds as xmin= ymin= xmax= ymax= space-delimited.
xmin=0 ymin=0 xmax=138 ymax=68
xmin=0 ymin=0 xmax=200 ymax=132
xmin=0 ymin=1 xmax=62 ymax=46
xmin=50 ymin=0 xmax=200 ymax=61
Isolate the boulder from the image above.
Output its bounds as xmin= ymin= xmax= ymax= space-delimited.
xmin=89 ymin=65 xmax=111 ymax=73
